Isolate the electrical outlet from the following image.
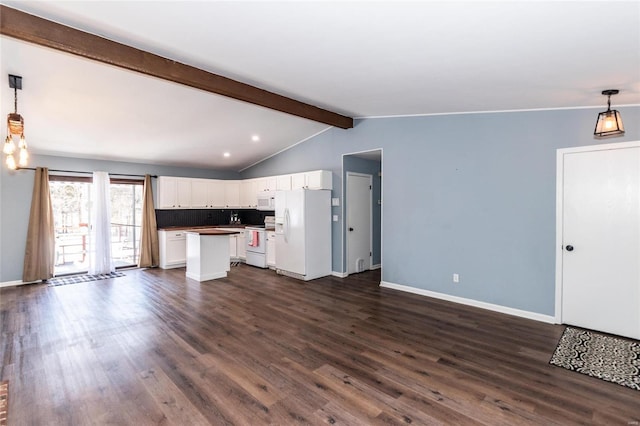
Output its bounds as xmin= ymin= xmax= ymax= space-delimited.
xmin=453 ymin=273 xmax=459 ymax=283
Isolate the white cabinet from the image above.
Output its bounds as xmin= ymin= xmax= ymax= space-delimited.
xmin=158 ymin=176 xmax=192 ymax=209
xmin=192 ymin=179 xmax=225 ymax=208
xmin=266 ymin=231 xmax=276 ymax=267
xmin=277 ymin=175 xmax=292 ymax=191
xmin=305 ymin=170 xmax=333 ymax=190
xmin=240 ymin=179 xmax=258 ymax=208
xmin=219 ymin=228 xmax=245 ymax=261
xmin=158 ymin=230 xmax=187 ymax=268
xmin=224 ymin=181 xmax=241 ymax=207
xmin=257 ymin=177 xmax=277 ymax=192
xmin=237 ymin=232 xmax=246 ymax=259
xmin=275 ymin=170 xmax=332 ymax=192
xmin=157 ymin=171 xmax=331 ymax=210
xmin=209 ymin=180 xmax=226 ymax=207
xmin=190 ymin=179 xmax=210 ymax=208
xmin=291 ymin=173 xmax=306 ymax=190
xmin=228 ymin=234 xmax=238 ymax=258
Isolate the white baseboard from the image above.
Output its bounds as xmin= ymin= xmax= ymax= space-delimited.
xmin=0 ymin=279 xmax=38 ymax=288
xmin=380 ymin=281 xmax=556 ymax=324
xmin=331 ymin=271 xmax=348 ymax=278
xmin=370 ymin=264 xmax=381 ymax=270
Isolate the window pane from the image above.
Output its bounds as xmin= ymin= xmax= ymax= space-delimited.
xmin=110 ymin=183 xmax=143 ymax=268
xmin=50 ymin=181 xmax=92 ymax=275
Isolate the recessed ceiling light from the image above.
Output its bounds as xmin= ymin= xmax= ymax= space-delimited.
xmin=251 ymin=135 xmax=260 ymax=142
xmin=223 ymin=152 xmax=230 ymax=158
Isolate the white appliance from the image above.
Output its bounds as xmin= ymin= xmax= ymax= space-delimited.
xmin=256 ymin=191 xmax=276 ymax=211
xmin=275 ymin=189 xmax=331 ymax=281
xmin=245 ymin=226 xmax=267 ymax=268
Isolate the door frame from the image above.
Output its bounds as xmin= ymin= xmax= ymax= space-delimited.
xmin=346 ymin=171 xmax=373 ymax=275
xmin=341 ymin=148 xmax=383 ymax=278
xmin=554 ymin=140 xmax=640 ymax=323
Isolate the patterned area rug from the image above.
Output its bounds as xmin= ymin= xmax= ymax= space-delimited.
xmin=550 ymin=326 xmax=640 ymax=391
xmin=48 ymin=271 xmax=125 ymax=286
xmin=0 ymin=381 xmax=7 ymax=426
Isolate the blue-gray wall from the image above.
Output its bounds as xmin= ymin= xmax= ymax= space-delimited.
xmin=0 ymin=154 xmax=239 ymax=283
xmin=241 ymin=106 xmax=640 ymax=316
xmin=343 ymin=154 xmax=382 ymax=266
xmin=3 ymin=107 xmax=639 ymax=317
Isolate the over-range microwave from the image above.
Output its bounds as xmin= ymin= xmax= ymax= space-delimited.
xmin=256 ymin=191 xmax=276 ymax=211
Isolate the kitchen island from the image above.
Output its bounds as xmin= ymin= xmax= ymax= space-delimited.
xmin=185 ymin=229 xmax=241 ymax=281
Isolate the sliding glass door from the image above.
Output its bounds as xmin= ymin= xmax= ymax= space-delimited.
xmin=50 ymin=177 xmax=143 ymax=276
xmin=109 ymin=182 xmax=143 ymax=268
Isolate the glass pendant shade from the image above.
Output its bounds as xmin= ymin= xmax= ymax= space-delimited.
xmin=19 ymin=146 xmax=28 ymax=167
xmin=594 ymin=89 xmax=625 ymax=137
xmin=3 ymin=135 xmax=15 ymax=154
xmin=594 ymin=109 xmax=625 ymax=137
xmin=5 ymin=152 xmax=16 ymax=170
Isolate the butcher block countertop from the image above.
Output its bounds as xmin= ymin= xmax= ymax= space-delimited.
xmin=158 ymin=225 xmax=248 ymax=231
xmin=185 ymin=228 xmax=241 ymax=236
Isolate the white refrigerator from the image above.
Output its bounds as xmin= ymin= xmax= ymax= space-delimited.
xmin=275 ymin=189 xmax=331 ymax=281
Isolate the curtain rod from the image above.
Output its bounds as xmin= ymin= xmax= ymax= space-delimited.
xmin=16 ymin=167 xmax=157 ymax=178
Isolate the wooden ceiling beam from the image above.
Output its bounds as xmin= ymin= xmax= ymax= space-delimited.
xmin=0 ymin=5 xmax=353 ymax=129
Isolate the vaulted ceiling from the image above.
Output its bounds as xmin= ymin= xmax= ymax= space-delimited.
xmin=1 ymin=1 xmax=639 ymax=170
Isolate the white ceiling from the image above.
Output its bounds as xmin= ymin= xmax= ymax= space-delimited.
xmin=1 ymin=1 xmax=639 ymax=171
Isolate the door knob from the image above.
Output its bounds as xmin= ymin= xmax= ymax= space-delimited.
xmin=349 ymin=227 xmax=354 ymax=231
xmin=565 ymin=245 xmax=574 ymax=252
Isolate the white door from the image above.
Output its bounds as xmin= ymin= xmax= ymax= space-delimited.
xmin=347 ymin=173 xmax=372 ymax=274
xmin=559 ymin=142 xmax=640 ymax=339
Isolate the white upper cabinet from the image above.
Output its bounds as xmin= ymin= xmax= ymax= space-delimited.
xmin=209 ymin=180 xmax=226 ymax=207
xmin=277 ymin=175 xmax=292 ymax=191
xmin=256 ymin=177 xmax=277 ymax=192
xmin=224 ymin=181 xmax=241 ymax=208
xmin=191 ymin=179 xmax=225 ymax=208
xmin=158 ymin=176 xmax=192 ymax=209
xmin=157 ymin=176 xmax=178 ymax=208
xmin=291 ymin=173 xmax=306 ymax=190
xmin=190 ymin=179 xmax=210 ymax=208
xmin=305 ymin=170 xmax=332 ymax=190
xmin=157 ymin=170 xmax=331 ymax=210
xmin=240 ymin=179 xmax=258 ymax=208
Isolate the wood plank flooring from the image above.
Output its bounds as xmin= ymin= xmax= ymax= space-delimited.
xmin=1 ymin=265 xmax=639 ymax=425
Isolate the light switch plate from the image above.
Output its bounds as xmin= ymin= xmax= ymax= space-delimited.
xmin=331 ymin=198 xmax=340 ymax=206
xmin=332 ymin=215 xmax=339 ymax=222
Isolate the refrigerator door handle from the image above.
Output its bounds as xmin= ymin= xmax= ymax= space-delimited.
xmin=284 ymin=208 xmax=290 ymax=243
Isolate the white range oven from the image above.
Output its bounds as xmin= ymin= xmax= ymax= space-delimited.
xmin=245 ymin=226 xmax=267 ymax=268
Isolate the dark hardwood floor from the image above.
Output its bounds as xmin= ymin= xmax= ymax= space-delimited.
xmin=1 ymin=265 xmax=638 ymax=425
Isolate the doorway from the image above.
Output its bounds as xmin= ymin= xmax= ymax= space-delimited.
xmin=49 ymin=176 xmax=143 ymax=276
xmin=555 ymin=141 xmax=640 ymax=339
xmin=343 ymin=149 xmax=382 ymax=277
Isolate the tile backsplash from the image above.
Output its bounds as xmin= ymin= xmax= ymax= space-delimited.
xmin=155 ymin=209 xmax=274 ymax=228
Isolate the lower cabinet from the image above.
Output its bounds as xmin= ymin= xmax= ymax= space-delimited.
xmin=237 ymin=232 xmax=246 ymax=259
xmin=218 ymin=229 xmax=245 ymax=261
xmin=159 ymin=230 xmax=187 ymax=269
xmin=266 ymin=231 xmax=276 ymax=268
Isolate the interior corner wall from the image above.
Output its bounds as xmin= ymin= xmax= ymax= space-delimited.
xmin=241 ymin=106 xmax=640 ymax=316
xmin=0 ymin=154 xmax=239 ymax=283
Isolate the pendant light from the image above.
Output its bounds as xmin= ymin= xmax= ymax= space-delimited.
xmin=4 ymin=74 xmax=28 ymax=170
xmin=594 ymin=89 xmax=625 ymax=137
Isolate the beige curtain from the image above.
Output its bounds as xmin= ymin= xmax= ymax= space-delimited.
xmin=138 ymin=174 xmax=159 ymax=267
xmin=23 ymin=167 xmax=55 ymax=282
